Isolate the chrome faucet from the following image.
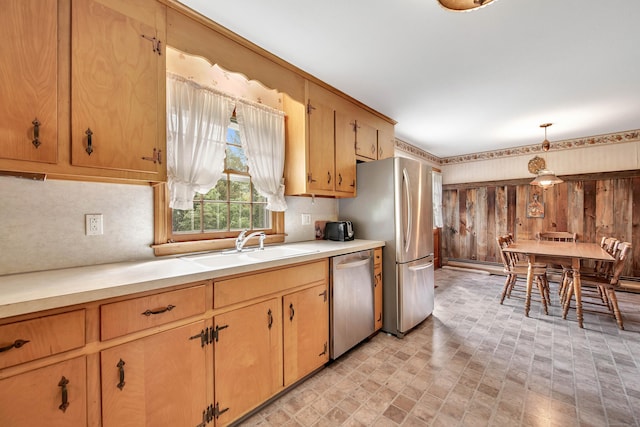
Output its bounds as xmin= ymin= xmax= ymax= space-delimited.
xmin=235 ymin=230 xmax=266 ymax=251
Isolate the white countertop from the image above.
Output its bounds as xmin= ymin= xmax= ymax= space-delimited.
xmin=0 ymin=239 xmax=384 ymax=319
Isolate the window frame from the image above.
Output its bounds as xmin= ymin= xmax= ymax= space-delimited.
xmin=152 ymin=123 xmax=284 ymax=257
xmin=152 ymin=183 xmax=284 ymax=256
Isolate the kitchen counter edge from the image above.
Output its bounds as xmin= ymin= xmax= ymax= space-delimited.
xmin=0 ymin=240 xmax=384 ymax=319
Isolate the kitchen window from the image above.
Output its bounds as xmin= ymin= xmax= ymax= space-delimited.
xmin=153 ymin=120 xmax=284 ymax=256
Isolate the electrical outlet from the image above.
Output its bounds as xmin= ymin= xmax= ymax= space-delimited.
xmin=301 ymin=213 xmax=311 ymax=225
xmin=86 ymin=214 xmax=103 ymax=235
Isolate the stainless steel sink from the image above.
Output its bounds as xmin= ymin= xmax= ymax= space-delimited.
xmin=243 ymin=246 xmax=318 ymax=260
xmin=180 ymin=245 xmax=319 ymax=269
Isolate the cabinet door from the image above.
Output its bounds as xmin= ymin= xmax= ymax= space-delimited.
xmin=71 ymin=0 xmax=165 ymax=175
xmin=101 ymin=321 xmax=208 ymax=427
xmin=377 ymin=126 xmax=395 ymax=160
xmin=355 ymin=120 xmax=378 ymax=160
xmin=214 ymin=298 xmax=282 ymax=426
xmin=334 ymin=111 xmax=357 ymax=196
xmin=283 ymin=283 xmax=329 ymax=386
xmin=0 ymin=357 xmax=87 ymax=426
xmin=307 ymin=99 xmax=335 ymax=192
xmin=0 ymin=0 xmax=57 ymax=163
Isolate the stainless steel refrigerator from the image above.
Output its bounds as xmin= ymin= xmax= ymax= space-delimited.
xmin=339 ymin=157 xmax=434 ymax=337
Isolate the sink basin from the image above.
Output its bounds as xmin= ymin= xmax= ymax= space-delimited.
xmin=243 ymin=246 xmax=318 ymax=261
xmin=181 ymin=246 xmax=318 ymax=269
xmin=181 ymin=252 xmax=245 ymax=269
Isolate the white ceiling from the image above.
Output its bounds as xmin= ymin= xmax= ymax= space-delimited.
xmin=178 ymin=0 xmax=640 ymax=158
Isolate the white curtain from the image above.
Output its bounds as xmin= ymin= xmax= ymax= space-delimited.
xmin=166 ymin=74 xmax=235 ymax=210
xmin=235 ymin=102 xmax=287 ymax=211
xmin=432 ymin=171 xmax=444 ymax=228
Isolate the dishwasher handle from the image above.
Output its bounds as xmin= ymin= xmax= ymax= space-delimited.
xmin=335 ymin=257 xmax=371 ymax=270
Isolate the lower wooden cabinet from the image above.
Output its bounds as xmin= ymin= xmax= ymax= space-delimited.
xmin=283 ymin=283 xmax=329 ymax=386
xmin=213 ymin=298 xmax=282 ymax=426
xmin=100 ymin=321 xmax=208 ymax=427
xmin=0 ymin=356 xmax=87 ymax=426
xmin=0 ymin=259 xmax=334 ymax=426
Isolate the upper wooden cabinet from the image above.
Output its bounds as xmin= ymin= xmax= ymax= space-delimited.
xmin=354 ymin=111 xmax=395 ymax=162
xmin=284 ymin=82 xmax=357 ymax=198
xmin=71 ymin=0 xmax=166 ymax=176
xmin=0 ymin=0 xmax=166 ymax=183
xmin=0 ymin=0 xmax=58 ymax=164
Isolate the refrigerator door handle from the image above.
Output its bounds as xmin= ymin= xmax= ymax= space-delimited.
xmin=402 ymin=167 xmax=412 ymax=253
xmin=335 ymin=257 xmax=371 ymax=269
xmin=408 ymin=261 xmax=434 ymax=271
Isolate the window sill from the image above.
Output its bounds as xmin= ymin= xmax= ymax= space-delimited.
xmin=152 ymin=234 xmax=286 ymax=257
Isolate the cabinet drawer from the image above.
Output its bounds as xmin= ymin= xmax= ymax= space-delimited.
xmin=101 ymin=285 xmax=206 ymax=341
xmin=215 ymin=260 xmax=328 ymax=308
xmin=0 ymin=310 xmax=85 ymax=369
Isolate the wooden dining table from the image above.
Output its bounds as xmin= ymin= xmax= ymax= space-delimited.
xmin=503 ymin=240 xmax=615 ymax=328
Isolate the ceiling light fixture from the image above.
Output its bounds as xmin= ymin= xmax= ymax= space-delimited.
xmin=437 ymin=0 xmax=497 ymax=12
xmin=530 ymin=123 xmax=563 ymax=189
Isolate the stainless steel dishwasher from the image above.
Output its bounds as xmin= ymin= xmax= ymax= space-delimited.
xmin=330 ymin=249 xmax=375 ymax=359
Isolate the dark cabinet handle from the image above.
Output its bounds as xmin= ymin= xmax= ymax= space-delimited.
xmin=85 ymin=128 xmax=93 ymax=155
xmin=32 ymin=118 xmax=41 ymax=148
xmin=327 ymin=172 xmax=332 ymax=184
xmin=117 ymin=359 xmax=126 ymax=390
xmin=307 ymin=173 xmax=316 ymax=183
xmin=289 ymin=303 xmax=295 ymax=321
xmin=350 ymin=180 xmax=356 ymax=188
xmin=338 ymin=174 xmax=343 ymax=186
xmin=371 ymin=144 xmax=376 ymax=155
xmin=267 ymin=308 xmax=273 ymax=329
xmin=377 ymin=313 xmax=382 ymax=322
xmin=319 ymin=290 xmax=327 ymax=302
xmin=58 ymin=376 xmax=70 ymax=412
xmin=0 ymin=339 xmax=30 ymax=353
xmin=141 ymin=304 xmax=175 ymax=316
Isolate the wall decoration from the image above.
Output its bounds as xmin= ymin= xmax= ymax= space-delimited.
xmin=527 ymin=187 xmax=544 ymax=218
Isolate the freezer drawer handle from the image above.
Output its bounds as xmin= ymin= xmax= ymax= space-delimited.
xmin=336 ymin=258 xmax=370 ymax=269
xmin=408 ymin=262 xmax=434 ymax=271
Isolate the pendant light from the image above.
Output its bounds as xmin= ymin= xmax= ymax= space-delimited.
xmin=530 ymin=123 xmax=563 ymax=189
xmin=437 ymin=0 xmax=497 ymax=12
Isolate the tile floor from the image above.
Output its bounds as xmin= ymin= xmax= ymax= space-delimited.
xmin=239 ymin=268 xmax=640 ymax=426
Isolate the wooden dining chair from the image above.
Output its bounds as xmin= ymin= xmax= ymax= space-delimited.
xmin=496 ymin=235 xmax=550 ymax=314
xmin=536 ymin=231 xmax=577 ymax=300
xmin=562 ymin=242 xmax=632 ymax=329
xmin=560 ymin=237 xmax=619 ymax=306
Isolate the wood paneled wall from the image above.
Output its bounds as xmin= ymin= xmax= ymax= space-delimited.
xmin=442 ymin=172 xmax=640 ymax=278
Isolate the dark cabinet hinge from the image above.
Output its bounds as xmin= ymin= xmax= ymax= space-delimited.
xmin=307 ymin=101 xmax=315 ymax=115
xmin=196 ymin=403 xmax=215 ymax=427
xmin=213 ymin=402 xmax=230 ymax=419
xmin=141 ymin=148 xmax=162 ymax=164
xmin=212 ymin=324 xmax=228 ymax=342
xmin=319 ymin=342 xmax=327 ymax=357
xmin=141 ymin=34 xmax=162 ymax=56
